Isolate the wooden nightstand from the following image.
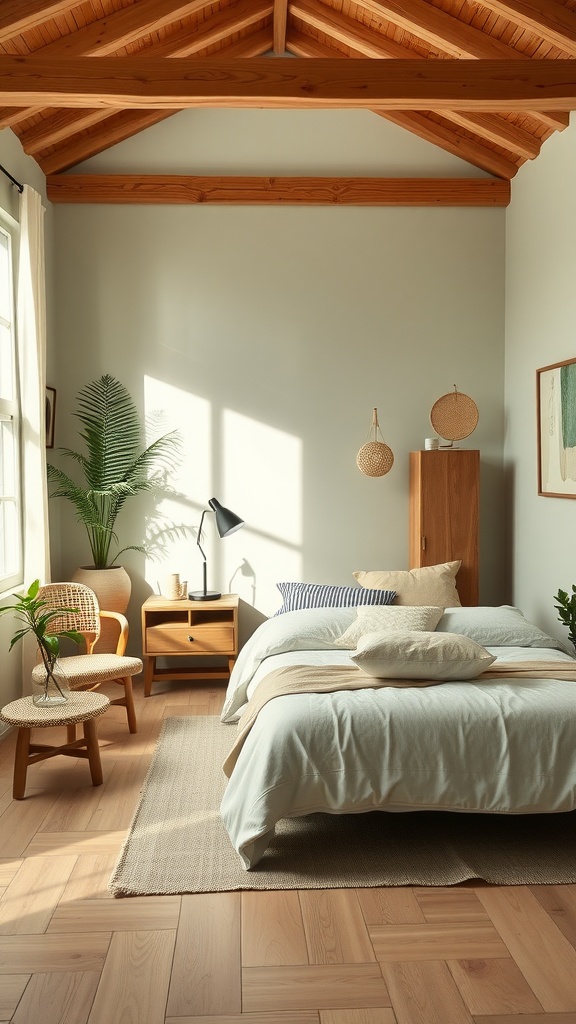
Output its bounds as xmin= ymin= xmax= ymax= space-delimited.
xmin=141 ymin=593 xmax=239 ymax=697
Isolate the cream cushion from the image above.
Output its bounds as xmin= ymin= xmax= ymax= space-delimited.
xmin=351 ymin=630 xmax=496 ymax=680
xmin=31 ymin=653 xmax=143 ymax=689
xmin=335 ymin=605 xmax=444 ymax=649
xmin=353 ymin=561 xmax=462 ymax=608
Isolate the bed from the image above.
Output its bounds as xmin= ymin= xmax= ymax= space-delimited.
xmin=220 ymin=593 xmax=576 ymax=870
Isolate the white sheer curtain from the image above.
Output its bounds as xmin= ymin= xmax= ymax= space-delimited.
xmin=17 ymin=186 xmax=50 ymax=691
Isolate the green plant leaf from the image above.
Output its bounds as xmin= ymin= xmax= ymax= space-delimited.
xmin=47 ymin=374 xmax=183 ymax=568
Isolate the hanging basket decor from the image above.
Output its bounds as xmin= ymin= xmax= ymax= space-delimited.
xmin=357 ymin=408 xmax=394 ymax=477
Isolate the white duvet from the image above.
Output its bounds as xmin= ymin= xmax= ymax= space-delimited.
xmin=219 ymin=607 xmax=576 ymax=869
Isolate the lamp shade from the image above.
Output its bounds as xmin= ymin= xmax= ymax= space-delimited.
xmin=208 ymin=497 xmax=244 ymax=538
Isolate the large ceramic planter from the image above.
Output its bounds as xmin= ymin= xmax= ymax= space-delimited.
xmin=72 ymin=565 xmax=131 ymax=653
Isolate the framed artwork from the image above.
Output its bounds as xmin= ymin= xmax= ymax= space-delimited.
xmin=45 ymin=386 xmax=56 ymax=448
xmin=537 ymin=357 xmax=576 ymax=498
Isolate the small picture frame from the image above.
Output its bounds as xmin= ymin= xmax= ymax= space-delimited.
xmin=537 ymin=357 xmax=576 ymax=498
xmin=45 ymin=386 xmax=56 ymax=449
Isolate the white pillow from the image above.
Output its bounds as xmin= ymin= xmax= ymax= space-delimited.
xmin=335 ymin=605 xmax=444 ymax=649
xmin=436 ymin=605 xmax=567 ymax=650
xmin=351 ymin=630 xmax=496 ymax=680
xmin=353 ymin=561 xmax=461 ymax=607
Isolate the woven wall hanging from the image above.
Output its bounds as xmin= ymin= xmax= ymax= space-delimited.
xmin=357 ymin=408 xmax=394 ymax=477
xmin=430 ymin=386 xmax=479 ymax=446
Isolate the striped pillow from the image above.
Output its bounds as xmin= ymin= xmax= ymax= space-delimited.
xmin=275 ymin=582 xmax=396 ymax=616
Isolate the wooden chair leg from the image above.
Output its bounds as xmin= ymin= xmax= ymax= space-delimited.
xmin=122 ymin=677 xmax=137 ymax=734
xmin=67 ymin=724 xmax=77 ymax=743
xmin=83 ymin=718 xmax=103 ymax=787
xmin=13 ymin=728 xmax=31 ymax=800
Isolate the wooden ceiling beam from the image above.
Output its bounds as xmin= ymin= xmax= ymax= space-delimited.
xmin=143 ymin=0 xmax=273 ymax=58
xmin=274 ymin=0 xmax=288 ymax=54
xmin=37 ymin=111 xmax=177 ymax=175
xmin=34 ymin=0 xmax=219 ymax=58
xmin=45 ymin=174 xmax=510 ymax=206
xmin=439 ymin=110 xmax=539 ymax=159
xmin=291 ymin=0 xmax=428 ymax=59
xmin=477 ymin=0 xmax=576 ymax=57
xmin=356 ymin=0 xmax=568 ymax=132
xmin=14 ymin=6 xmax=273 ymax=149
xmin=0 ymin=0 xmax=229 ymax=133
xmin=529 ymin=109 xmax=569 ymax=132
xmin=20 ymin=109 xmax=119 ymax=155
xmin=357 ymin=0 xmax=524 ymax=58
xmin=291 ymin=1 xmax=541 ymax=158
xmin=0 ymin=1 xmax=80 ymax=44
xmin=0 ymin=106 xmax=40 ymax=128
xmin=288 ymin=33 xmax=519 ymax=176
xmin=1 ymin=56 xmax=576 ymax=111
xmin=375 ymin=111 xmax=519 ymax=179
xmin=35 ymin=30 xmax=274 ymax=173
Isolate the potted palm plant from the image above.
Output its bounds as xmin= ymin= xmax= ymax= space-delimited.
xmin=47 ymin=374 xmax=181 ymax=635
xmin=0 ymin=579 xmax=82 ymax=705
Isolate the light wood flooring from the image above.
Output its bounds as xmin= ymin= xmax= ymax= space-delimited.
xmin=0 ymin=679 xmax=576 ymax=1024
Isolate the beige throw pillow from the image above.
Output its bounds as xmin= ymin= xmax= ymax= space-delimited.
xmin=353 ymin=561 xmax=462 ymax=608
xmin=351 ymin=630 xmax=496 ymax=680
xmin=335 ymin=605 xmax=444 ymax=649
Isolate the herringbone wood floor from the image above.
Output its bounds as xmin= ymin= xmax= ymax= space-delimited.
xmin=0 ymin=679 xmax=576 ymax=1024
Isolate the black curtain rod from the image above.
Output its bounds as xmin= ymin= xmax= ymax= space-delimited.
xmin=0 ymin=163 xmax=24 ymax=194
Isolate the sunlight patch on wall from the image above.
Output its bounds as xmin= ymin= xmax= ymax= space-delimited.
xmin=222 ymin=409 xmax=302 ymax=615
xmin=140 ymin=382 xmax=303 ymax=613
xmin=143 ymin=376 xmax=210 ymax=590
xmin=223 ymin=410 xmax=302 ymax=543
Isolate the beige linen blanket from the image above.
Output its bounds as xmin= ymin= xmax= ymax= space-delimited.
xmin=222 ymin=660 xmax=576 ymax=778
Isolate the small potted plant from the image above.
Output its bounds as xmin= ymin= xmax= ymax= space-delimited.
xmin=554 ymin=585 xmax=576 ymax=655
xmin=0 ymin=580 xmax=83 ymax=705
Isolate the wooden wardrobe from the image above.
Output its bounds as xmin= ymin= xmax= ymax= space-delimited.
xmin=409 ymin=449 xmax=479 ymax=606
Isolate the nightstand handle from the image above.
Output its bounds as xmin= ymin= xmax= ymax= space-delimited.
xmin=188 ymin=635 xmax=194 ymax=642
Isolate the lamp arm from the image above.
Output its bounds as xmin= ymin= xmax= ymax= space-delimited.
xmin=195 ymin=509 xmax=209 ymax=563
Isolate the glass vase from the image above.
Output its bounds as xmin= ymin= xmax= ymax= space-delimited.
xmin=32 ymin=660 xmax=70 ymax=706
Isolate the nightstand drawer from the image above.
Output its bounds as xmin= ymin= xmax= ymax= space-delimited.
xmin=145 ymin=623 xmax=235 ymax=655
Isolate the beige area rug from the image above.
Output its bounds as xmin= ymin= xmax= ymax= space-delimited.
xmin=109 ymin=716 xmax=576 ymax=897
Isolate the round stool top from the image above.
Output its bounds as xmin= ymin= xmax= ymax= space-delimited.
xmin=0 ymin=691 xmax=110 ymax=728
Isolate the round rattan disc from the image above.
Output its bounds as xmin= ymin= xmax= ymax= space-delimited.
xmin=357 ymin=441 xmax=394 ymax=477
xmin=430 ymin=392 xmax=479 ymax=441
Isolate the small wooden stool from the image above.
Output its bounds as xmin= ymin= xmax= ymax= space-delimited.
xmin=0 ymin=691 xmax=110 ymax=799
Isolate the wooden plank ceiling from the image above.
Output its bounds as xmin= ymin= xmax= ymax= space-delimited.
xmin=0 ymin=0 xmax=575 ymax=207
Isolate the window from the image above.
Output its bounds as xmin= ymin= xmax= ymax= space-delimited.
xmin=0 ymin=220 xmax=21 ymax=591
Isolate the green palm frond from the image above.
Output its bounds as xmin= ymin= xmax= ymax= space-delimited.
xmin=47 ymin=375 xmax=183 ymax=568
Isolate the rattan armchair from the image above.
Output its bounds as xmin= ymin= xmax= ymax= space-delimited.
xmin=31 ymin=582 xmax=141 ymax=734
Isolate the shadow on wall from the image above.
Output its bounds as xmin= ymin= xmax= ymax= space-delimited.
xmin=229 ymin=558 xmax=267 ymax=645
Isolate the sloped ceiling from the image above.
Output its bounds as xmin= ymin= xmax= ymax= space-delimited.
xmin=1 ymin=0 xmax=575 ymax=206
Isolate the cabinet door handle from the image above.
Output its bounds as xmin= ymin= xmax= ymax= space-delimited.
xmin=188 ymin=635 xmax=194 ymax=642
xmin=421 ymin=535 xmax=426 ymax=550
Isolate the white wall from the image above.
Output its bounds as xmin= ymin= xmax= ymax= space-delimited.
xmin=505 ymin=115 xmax=576 ymax=646
xmin=0 ymin=130 xmax=55 ymax=709
xmin=51 ymin=108 xmax=506 ymax=642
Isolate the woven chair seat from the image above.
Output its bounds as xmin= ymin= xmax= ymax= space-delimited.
xmin=32 ymin=654 xmax=143 ymax=689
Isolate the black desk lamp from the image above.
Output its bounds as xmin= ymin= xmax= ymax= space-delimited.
xmin=189 ymin=497 xmax=244 ymax=601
